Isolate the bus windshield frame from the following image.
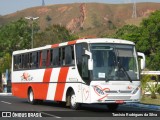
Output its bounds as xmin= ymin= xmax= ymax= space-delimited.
xmin=90 ymin=43 xmax=139 ymax=82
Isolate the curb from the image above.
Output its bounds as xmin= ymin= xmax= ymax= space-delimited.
xmin=126 ymin=103 xmax=160 ymax=111
xmin=0 ymin=93 xmax=12 ymax=96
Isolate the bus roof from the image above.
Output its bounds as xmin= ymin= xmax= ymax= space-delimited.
xmin=13 ymin=38 xmax=135 ymax=55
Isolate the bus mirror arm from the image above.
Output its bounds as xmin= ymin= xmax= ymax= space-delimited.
xmin=137 ymin=52 xmax=145 ymax=70
xmin=85 ymin=50 xmax=92 ymax=57
xmin=85 ymin=50 xmax=93 ymax=70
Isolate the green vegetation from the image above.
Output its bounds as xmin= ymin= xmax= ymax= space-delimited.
xmin=141 ymin=74 xmax=160 ymax=99
xmin=104 ymin=10 xmax=160 ymax=70
xmin=0 ymin=18 xmax=77 ymax=73
xmin=141 ymin=95 xmax=160 ymax=105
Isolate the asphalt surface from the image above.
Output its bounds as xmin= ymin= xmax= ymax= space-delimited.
xmin=0 ymin=96 xmax=159 ymax=120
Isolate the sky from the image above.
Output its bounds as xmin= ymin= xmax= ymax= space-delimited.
xmin=0 ymin=0 xmax=160 ymax=15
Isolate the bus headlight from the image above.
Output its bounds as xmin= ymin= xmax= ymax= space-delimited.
xmin=132 ymin=86 xmax=140 ymax=94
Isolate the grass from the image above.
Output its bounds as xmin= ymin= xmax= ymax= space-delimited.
xmin=141 ymin=94 xmax=160 ymax=106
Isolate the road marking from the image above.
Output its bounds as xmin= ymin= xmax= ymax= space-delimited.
xmin=1 ymin=101 xmax=12 ymax=105
xmin=40 ymin=111 xmax=61 ymax=118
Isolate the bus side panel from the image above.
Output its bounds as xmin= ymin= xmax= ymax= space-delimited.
xmin=12 ymin=83 xmax=53 ymax=100
xmin=12 ymin=83 xmax=28 ymax=98
xmin=61 ymin=67 xmax=83 ymax=103
xmin=32 ymin=83 xmax=51 ymax=100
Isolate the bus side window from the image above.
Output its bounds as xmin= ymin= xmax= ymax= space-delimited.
xmin=62 ymin=47 xmax=65 ymax=65
xmin=39 ymin=51 xmax=42 ymax=68
xmin=14 ymin=56 xmax=18 ymax=70
xmin=50 ymin=49 xmax=53 ymax=66
xmin=24 ymin=54 xmax=28 ymax=69
xmin=76 ymin=43 xmax=90 ymax=84
xmin=29 ymin=53 xmax=32 ymax=68
xmin=71 ymin=46 xmax=75 ymax=64
xmin=22 ymin=54 xmax=25 ymax=69
xmin=27 ymin=53 xmax=30 ymax=69
xmin=31 ymin=52 xmax=39 ymax=69
xmin=65 ymin=46 xmax=74 ymax=65
xmin=53 ymin=48 xmax=59 ymax=67
xmin=46 ymin=50 xmax=50 ymax=67
xmin=42 ymin=50 xmax=47 ymax=68
xmin=18 ymin=55 xmax=22 ymax=69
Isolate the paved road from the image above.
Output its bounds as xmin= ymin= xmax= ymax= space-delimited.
xmin=0 ymin=96 xmax=159 ymax=120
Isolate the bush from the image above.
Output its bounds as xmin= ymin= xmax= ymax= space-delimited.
xmin=157 ymin=84 xmax=160 ymax=94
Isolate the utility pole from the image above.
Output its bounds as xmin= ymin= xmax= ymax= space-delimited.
xmin=42 ymin=0 xmax=45 ymax=6
xmin=25 ymin=17 xmax=39 ymax=48
xmin=132 ymin=0 xmax=137 ymax=18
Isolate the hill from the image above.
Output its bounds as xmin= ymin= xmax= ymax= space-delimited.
xmin=1 ymin=2 xmax=160 ymax=37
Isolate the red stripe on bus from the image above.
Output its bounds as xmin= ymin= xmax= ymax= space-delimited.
xmin=42 ymin=68 xmax=53 ymax=99
xmin=51 ymin=44 xmax=59 ymax=48
xmin=12 ymin=82 xmax=52 ymax=100
xmin=54 ymin=67 xmax=69 ymax=101
xmin=68 ymin=40 xmax=77 ymax=45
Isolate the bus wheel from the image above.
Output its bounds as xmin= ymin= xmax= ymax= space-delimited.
xmin=107 ymin=103 xmax=119 ymax=111
xmin=28 ymin=88 xmax=37 ymax=105
xmin=69 ymin=91 xmax=81 ymax=110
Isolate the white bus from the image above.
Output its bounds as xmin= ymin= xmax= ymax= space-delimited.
xmin=11 ymin=38 xmax=145 ymax=110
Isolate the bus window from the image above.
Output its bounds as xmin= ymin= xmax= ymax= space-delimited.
xmin=50 ymin=49 xmax=53 ymax=66
xmin=76 ymin=43 xmax=90 ymax=84
xmin=27 ymin=53 xmax=30 ymax=69
xmin=65 ymin=46 xmax=73 ymax=65
xmin=71 ymin=46 xmax=75 ymax=64
xmin=46 ymin=50 xmax=50 ymax=67
xmin=53 ymin=48 xmax=59 ymax=67
xmin=24 ymin=54 xmax=28 ymax=69
xmin=18 ymin=55 xmax=22 ymax=69
xmin=39 ymin=51 xmax=42 ymax=68
xmin=14 ymin=56 xmax=18 ymax=70
xmin=42 ymin=50 xmax=47 ymax=67
xmin=62 ymin=47 xmax=65 ymax=65
xmin=31 ymin=52 xmax=39 ymax=69
xmin=22 ymin=54 xmax=25 ymax=69
xmin=29 ymin=53 xmax=32 ymax=68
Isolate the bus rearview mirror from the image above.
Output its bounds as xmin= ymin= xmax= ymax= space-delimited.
xmin=88 ymin=59 xmax=93 ymax=70
xmin=137 ymin=52 xmax=145 ymax=70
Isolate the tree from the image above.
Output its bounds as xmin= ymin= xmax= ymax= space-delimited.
xmin=139 ymin=10 xmax=160 ymax=70
xmin=114 ymin=25 xmax=140 ymax=44
xmin=34 ymin=24 xmax=78 ymax=47
xmin=0 ymin=18 xmax=31 ymax=73
xmin=0 ymin=18 xmax=31 ymax=55
xmin=110 ymin=10 xmax=160 ymax=70
xmin=0 ymin=53 xmax=11 ymax=73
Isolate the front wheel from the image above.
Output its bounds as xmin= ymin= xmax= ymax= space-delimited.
xmin=69 ymin=91 xmax=81 ymax=110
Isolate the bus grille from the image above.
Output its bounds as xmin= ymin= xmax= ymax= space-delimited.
xmin=105 ymin=90 xmax=132 ymax=94
xmin=106 ymin=96 xmax=131 ymax=100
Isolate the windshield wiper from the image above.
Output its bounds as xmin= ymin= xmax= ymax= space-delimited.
xmin=118 ymin=65 xmax=132 ymax=83
xmin=113 ymin=45 xmax=132 ymax=83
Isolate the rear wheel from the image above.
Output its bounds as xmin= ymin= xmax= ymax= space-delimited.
xmin=28 ymin=88 xmax=37 ymax=105
xmin=107 ymin=103 xmax=119 ymax=111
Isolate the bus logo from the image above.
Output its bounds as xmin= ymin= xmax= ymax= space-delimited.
xmin=21 ymin=72 xmax=33 ymax=81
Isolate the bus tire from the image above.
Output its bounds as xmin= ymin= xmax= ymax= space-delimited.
xmin=69 ymin=91 xmax=81 ymax=110
xmin=107 ymin=103 xmax=119 ymax=111
xmin=28 ymin=88 xmax=37 ymax=105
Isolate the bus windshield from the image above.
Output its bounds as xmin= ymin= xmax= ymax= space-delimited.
xmin=91 ymin=43 xmax=139 ymax=81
